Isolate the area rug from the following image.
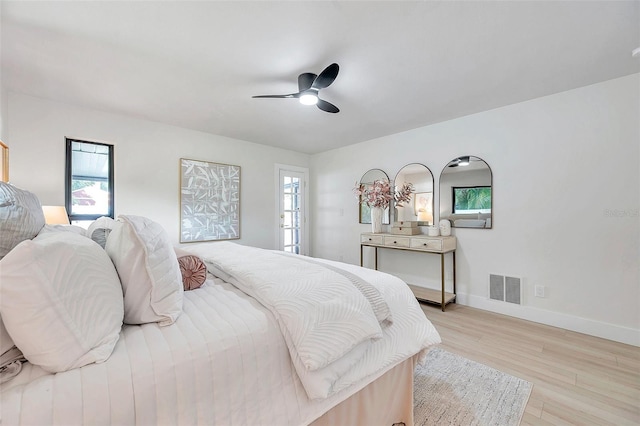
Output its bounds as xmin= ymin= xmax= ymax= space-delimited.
xmin=414 ymin=348 xmax=532 ymax=426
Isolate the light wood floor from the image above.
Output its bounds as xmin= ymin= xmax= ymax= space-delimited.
xmin=420 ymin=302 xmax=640 ymax=425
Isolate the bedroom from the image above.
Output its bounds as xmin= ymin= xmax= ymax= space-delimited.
xmin=0 ymin=1 xmax=638 ymax=425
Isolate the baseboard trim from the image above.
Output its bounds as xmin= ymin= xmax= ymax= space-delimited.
xmin=455 ymin=293 xmax=640 ymax=347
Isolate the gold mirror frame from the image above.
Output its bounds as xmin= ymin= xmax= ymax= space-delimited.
xmin=392 ymin=163 xmax=434 ymax=226
xmin=358 ymin=168 xmax=391 ymax=224
xmin=439 ymin=155 xmax=493 ymax=229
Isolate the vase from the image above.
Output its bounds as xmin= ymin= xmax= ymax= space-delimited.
xmin=439 ymin=219 xmax=452 ymax=236
xmin=370 ymin=207 xmax=383 ymax=233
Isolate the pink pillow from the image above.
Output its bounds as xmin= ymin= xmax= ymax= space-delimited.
xmin=174 ymin=248 xmax=207 ymax=290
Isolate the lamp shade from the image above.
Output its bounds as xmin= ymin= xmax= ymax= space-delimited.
xmin=42 ymin=206 xmax=70 ymax=225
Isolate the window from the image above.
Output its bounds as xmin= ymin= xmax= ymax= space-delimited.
xmin=65 ymin=138 xmax=114 ymax=224
xmin=452 ymin=186 xmax=491 ymax=214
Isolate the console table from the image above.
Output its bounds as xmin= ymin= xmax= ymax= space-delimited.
xmin=360 ymin=232 xmax=457 ymax=311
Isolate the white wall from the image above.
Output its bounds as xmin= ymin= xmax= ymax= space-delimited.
xmin=7 ymin=93 xmax=309 ymax=249
xmin=0 ymin=90 xmax=6 ymax=142
xmin=310 ymin=74 xmax=640 ymax=345
xmin=0 ymin=3 xmax=6 ymax=142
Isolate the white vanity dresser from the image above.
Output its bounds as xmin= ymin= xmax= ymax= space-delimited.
xmin=356 ymin=157 xmax=492 ymax=312
xmin=360 ymin=232 xmax=457 ymax=311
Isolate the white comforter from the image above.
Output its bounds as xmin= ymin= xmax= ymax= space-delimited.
xmin=1 ymin=247 xmax=440 ymax=425
xmin=187 ymin=242 xmax=440 ymax=399
xmin=196 ymin=242 xmax=384 ymax=371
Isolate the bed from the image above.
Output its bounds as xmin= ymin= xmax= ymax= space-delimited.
xmin=0 ymin=182 xmax=441 ymax=425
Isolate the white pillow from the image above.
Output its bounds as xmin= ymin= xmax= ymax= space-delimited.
xmin=0 ymin=232 xmax=124 ymax=373
xmin=106 ymin=215 xmax=183 ymax=326
xmin=87 ymin=216 xmax=116 ymax=248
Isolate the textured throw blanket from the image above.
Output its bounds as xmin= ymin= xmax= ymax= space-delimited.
xmin=273 ymin=250 xmax=393 ymax=326
xmin=184 ymin=242 xmax=442 ymax=400
xmin=190 ymin=242 xmax=383 ymax=371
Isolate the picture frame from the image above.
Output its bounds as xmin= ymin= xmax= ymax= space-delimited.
xmin=0 ymin=141 xmax=8 ymax=182
xmin=414 ymin=192 xmax=433 ymax=220
xmin=180 ymin=158 xmax=240 ymax=243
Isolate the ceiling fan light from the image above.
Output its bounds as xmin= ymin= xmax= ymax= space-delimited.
xmin=299 ymin=93 xmax=318 ymax=106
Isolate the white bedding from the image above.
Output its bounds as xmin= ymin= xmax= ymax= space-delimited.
xmin=187 ymin=243 xmax=441 ymax=400
xmin=193 ymin=242 xmax=384 ymax=372
xmin=1 ymin=251 xmax=441 ymax=425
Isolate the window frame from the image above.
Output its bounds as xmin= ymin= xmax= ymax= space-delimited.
xmin=65 ymin=138 xmax=114 ymax=222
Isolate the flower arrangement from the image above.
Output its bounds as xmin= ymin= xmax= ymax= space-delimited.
xmin=394 ymin=183 xmax=414 ymax=207
xmin=353 ymin=180 xmax=392 ymax=208
xmin=353 ymin=180 xmax=414 ymax=209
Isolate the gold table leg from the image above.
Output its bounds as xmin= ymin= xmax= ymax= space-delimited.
xmin=441 ymin=253 xmax=446 ymax=311
xmin=374 ymin=247 xmax=378 ymax=270
xmin=452 ymin=251 xmax=456 ymax=302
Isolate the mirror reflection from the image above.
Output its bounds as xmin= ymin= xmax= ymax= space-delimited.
xmin=439 ymin=156 xmax=492 ymax=228
xmin=393 ymin=163 xmax=434 ymax=225
xmin=358 ymin=168 xmax=391 ymax=224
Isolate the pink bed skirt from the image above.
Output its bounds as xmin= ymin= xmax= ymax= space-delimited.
xmin=310 ymin=354 xmax=418 ymax=426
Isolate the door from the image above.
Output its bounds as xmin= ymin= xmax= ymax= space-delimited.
xmin=277 ymin=166 xmax=308 ymax=254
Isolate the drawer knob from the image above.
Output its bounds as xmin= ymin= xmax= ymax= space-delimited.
xmin=368 ymin=238 xmax=372 ymax=241
xmin=423 ymin=243 xmax=427 ymax=246
xmin=393 ymin=241 xmax=397 ymax=244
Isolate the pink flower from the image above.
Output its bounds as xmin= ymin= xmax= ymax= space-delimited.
xmin=394 ymin=183 xmax=414 ymax=207
xmin=353 ymin=180 xmax=394 ymax=209
xmin=353 ymin=180 xmax=414 ymax=209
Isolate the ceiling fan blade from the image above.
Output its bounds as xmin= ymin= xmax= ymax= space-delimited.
xmin=317 ymin=99 xmax=339 ymax=113
xmin=252 ymin=94 xmax=298 ymax=99
xmin=298 ymin=73 xmax=316 ymax=92
xmin=312 ymin=63 xmax=339 ymax=89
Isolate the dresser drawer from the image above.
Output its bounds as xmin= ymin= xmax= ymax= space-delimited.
xmin=383 ymin=236 xmax=410 ymax=248
xmin=410 ymin=237 xmax=443 ymax=251
xmin=361 ymin=234 xmax=384 ymax=244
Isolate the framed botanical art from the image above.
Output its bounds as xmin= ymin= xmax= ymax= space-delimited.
xmin=180 ymin=158 xmax=240 ymax=242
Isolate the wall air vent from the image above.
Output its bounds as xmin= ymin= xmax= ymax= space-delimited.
xmin=489 ymin=274 xmax=521 ymax=304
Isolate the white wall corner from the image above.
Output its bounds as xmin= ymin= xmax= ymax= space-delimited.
xmin=455 ymin=293 xmax=640 ymax=347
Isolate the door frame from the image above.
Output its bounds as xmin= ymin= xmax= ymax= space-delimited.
xmin=274 ymin=164 xmax=310 ymax=255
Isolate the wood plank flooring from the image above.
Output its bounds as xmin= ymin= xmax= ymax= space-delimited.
xmin=420 ymin=303 xmax=640 ymax=425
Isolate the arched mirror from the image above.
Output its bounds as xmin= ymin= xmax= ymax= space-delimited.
xmin=393 ymin=163 xmax=434 ymax=226
xmin=358 ymin=168 xmax=391 ymax=224
xmin=439 ymin=156 xmax=493 ymax=229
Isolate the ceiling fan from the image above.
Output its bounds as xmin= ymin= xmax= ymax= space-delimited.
xmin=252 ymin=63 xmax=340 ymax=113
xmin=448 ymin=156 xmax=472 ymax=168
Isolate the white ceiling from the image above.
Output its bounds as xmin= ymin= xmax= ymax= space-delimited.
xmin=2 ymin=1 xmax=638 ymax=154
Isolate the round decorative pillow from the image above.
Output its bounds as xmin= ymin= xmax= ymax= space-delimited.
xmin=174 ymin=248 xmax=207 ymax=290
